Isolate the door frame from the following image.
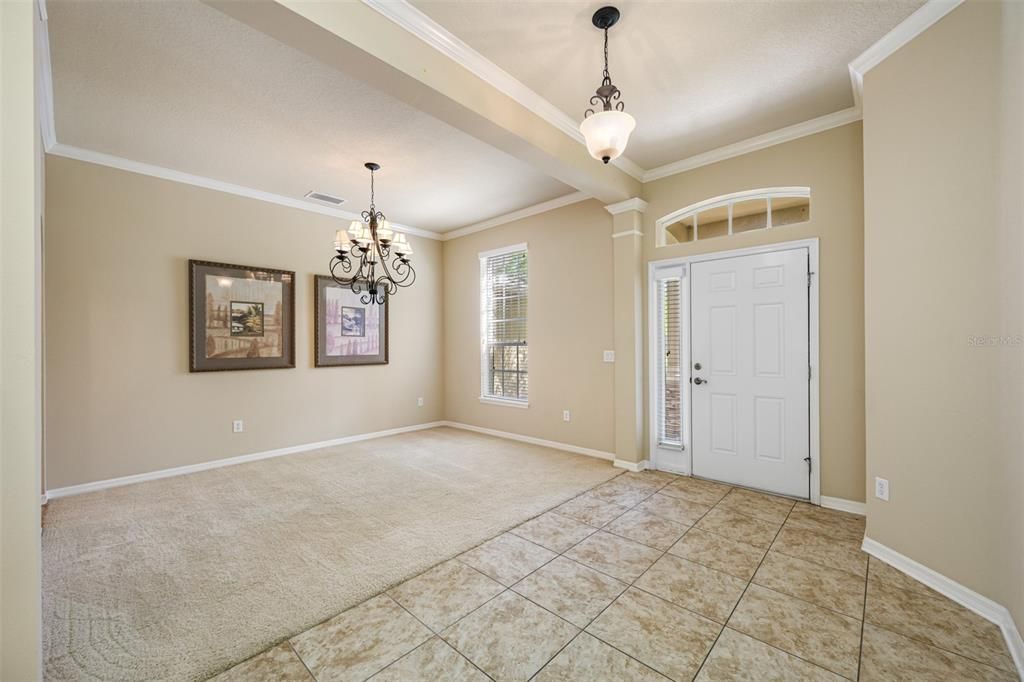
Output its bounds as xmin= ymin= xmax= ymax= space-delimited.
xmin=647 ymin=238 xmax=821 ymax=504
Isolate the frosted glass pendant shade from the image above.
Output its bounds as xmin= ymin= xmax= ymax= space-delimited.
xmin=579 ymin=110 xmax=635 ymax=164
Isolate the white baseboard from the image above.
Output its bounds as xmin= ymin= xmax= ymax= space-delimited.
xmin=40 ymin=493 xmax=48 ymax=506
xmin=862 ymin=536 xmax=1024 ymax=676
xmin=820 ymin=496 xmax=866 ymax=516
xmin=46 ymin=421 xmax=447 ymax=499
xmin=439 ymin=421 xmax=615 ymax=462
xmin=613 ymin=459 xmax=648 ymax=472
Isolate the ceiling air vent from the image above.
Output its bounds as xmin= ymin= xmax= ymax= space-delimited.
xmin=304 ymin=191 xmax=346 ymax=206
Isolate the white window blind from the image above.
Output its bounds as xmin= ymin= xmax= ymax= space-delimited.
xmin=480 ymin=246 xmax=528 ymax=402
xmin=657 ymin=277 xmax=682 ymax=446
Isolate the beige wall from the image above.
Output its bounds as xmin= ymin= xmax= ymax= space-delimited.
xmin=641 ymin=123 xmax=866 ymax=502
xmin=44 ymin=156 xmax=444 ymax=490
xmin=442 ymin=200 xmax=616 ymax=454
xmin=864 ymin=0 xmax=1023 ymax=627
xmin=1 ymin=0 xmax=43 ymax=676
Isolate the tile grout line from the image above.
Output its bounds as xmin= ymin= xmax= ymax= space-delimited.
xmin=383 ymin=595 xmax=497 ymax=682
xmin=242 ymin=471 xmax=881 ymax=681
xmin=857 ymin=557 xmax=870 ymax=680
xmin=711 ymin=506 xmax=868 ymax=681
xmin=286 ymin=641 xmax=318 ymax=682
xmin=691 ymin=495 xmax=806 ymax=680
xmin=276 ymin=474 xmax=631 ymax=682
xmin=500 ymin=474 xmax=681 ymax=678
xmin=863 ymin=619 xmax=1020 ymax=676
xmin=563 ymin=481 xmax=734 ymax=680
xmin=861 ymin=564 xmax=1018 ymax=671
xmin=545 ymin=475 xmax=689 ymax=679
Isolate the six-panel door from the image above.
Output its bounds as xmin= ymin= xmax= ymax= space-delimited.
xmin=689 ymin=248 xmax=810 ymax=498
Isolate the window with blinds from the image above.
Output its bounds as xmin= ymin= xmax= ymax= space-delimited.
xmin=657 ymin=277 xmax=682 ymax=446
xmin=480 ymin=246 xmax=528 ymax=402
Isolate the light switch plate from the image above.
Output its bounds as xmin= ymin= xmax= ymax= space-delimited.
xmin=232 ymin=420 xmax=244 ymax=433
xmin=417 ymin=397 xmax=424 ymax=407
xmin=603 ymin=350 xmax=615 ymax=363
xmin=562 ymin=410 xmax=571 ymax=422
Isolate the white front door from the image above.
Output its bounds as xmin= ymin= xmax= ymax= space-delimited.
xmin=690 ymin=248 xmax=810 ymax=498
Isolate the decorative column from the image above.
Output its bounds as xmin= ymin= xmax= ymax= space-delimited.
xmin=606 ymin=198 xmax=647 ymax=470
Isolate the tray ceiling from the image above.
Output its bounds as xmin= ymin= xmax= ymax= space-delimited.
xmin=46 ymin=0 xmax=573 ymax=233
xmin=411 ymin=0 xmax=924 ymax=169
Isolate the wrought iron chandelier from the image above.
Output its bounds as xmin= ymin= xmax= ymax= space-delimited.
xmin=580 ymin=6 xmax=635 ymax=164
xmin=330 ymin=162 xmax=415 ymax=304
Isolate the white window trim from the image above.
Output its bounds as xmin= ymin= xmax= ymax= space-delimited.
xmin=479 ymin=243 xmax=529 ymax=407
xmin=478 ymin=396 xmax=530 ymax=409
xmin=655 ymin=187 xmax=811 ymax=247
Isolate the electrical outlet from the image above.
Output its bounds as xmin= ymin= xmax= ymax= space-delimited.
xmin=417 ymin=397 xmax=424 ymax=407
xmin=232 ymin=420 xmax=244 ymax=433
xmin=563 ymin=410 xmax=571 ymax=422
xmin=603 ymin=350 xmax=615 ymax=363
xmin=874 ymin=477 xmax=889 ymax=501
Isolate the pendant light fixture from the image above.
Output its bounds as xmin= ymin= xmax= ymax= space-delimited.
xmin=580 ymin=6 xmax=635 ymax=164
xmin=330 ymin=163 xmax=415 ymax=305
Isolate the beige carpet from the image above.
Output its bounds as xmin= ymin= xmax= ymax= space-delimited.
xmin=42 ymin=426 xmax=618 ymax=681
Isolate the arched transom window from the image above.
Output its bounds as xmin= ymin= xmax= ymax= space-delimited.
xmin=656 ymin=187 xmax=810 ymax=247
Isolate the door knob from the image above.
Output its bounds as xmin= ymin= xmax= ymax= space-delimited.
xmin=693 ymin=377 xmax=707 ymax=385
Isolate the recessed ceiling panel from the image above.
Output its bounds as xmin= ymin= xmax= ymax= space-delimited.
xmin=47 ymin=0 xmax=573 ymax=232
xmin=412 ymin=0 xmax=923 ymax=169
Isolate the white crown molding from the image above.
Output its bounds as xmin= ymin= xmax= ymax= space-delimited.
xmin=441 ymin=191 xmax=590 ymax=241
xmin=848 ymin=0 xmax=964 ymax=109
xmin=34 ymin=9 xmax=442 ymax=241
xmin=820 ymin=496 xmax=866 ymax=516
xmin=863 ymin=537 xmax=1024 ymax=677
xmin=37 ymin=0 xmax=958 ymax=237
xmin=604 ymin=197 xmax=648 ymax=215
xmin=361 ymin=0 xmax=645 ymax=182
xmin=440 ymin=421 xmax=614 ymax=462
xmin=643 ymin=108 xmax=862 ymax=183
xmin=46 ymin=421 xmax=447 ymax=499
xmin=47 ymin=144 xmax=443 ymax=240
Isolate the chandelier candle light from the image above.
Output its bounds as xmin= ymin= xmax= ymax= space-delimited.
xmin=580 ymin=6 xmax=635 ymax=164
xmin=330 ymin=162 xmax=415 ymax=304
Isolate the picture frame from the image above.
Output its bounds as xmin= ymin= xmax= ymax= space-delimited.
xmin=314 ymin=275 xmax=389 ymax=367
xmin=189 ymin=259 xmax=295 ymax=372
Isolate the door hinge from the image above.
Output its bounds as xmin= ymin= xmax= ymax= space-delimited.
xmin=808 ymin=364 xmax=812 ymax=381
xmin=807 ymin=271 xmax=815 ymax=287
xmin=804 ymin=456 xmax=812 ymax=472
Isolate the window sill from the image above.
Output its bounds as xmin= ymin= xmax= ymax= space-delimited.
xmin=479 ymin=396 xmax=529 ymax=409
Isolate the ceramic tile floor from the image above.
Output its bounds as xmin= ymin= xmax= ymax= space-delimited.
xmin=213 ymin=470 xmax=1019 ymax=681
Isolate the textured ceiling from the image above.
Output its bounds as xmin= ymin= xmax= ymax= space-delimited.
xmin=46 ymin=0 xmax=573 ymax=232
xmin=411 ymin=0 xmax=924 ymax=169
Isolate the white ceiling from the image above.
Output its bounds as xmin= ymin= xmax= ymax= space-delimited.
xmin=46 ymin=0 xmax=573 ymax=233
xmin=411 ymin=0 xmax=924 ymax=169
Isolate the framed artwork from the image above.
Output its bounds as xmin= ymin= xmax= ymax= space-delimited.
xmin=189 ymin=260 xmax=295 ymax=372
xmin=314 ymin=275 xmax=388 ymax=366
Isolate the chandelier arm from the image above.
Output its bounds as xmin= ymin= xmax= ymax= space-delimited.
xmin=384 ymin=254 xmax=417 ymax=287
xmin=389 ymin=256 xmax=417 ymax=288
xmin=372 ymin=240 xmax=415 ymax=289
xmin=329 ymin=255 xmax=357 ymax=285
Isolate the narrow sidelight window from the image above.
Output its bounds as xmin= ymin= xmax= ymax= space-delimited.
xmin=480 ymin=244 xmax=528 ymax=403
xmin=657 ymin=277 xmax=682 ymax=446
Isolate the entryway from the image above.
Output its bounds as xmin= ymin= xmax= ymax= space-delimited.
xmin=649 ymin=240 xmax=819 ymax=501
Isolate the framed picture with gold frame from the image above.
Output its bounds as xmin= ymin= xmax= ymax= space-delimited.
xmin=314 ymin=275 xmax=388 ymax=367
xmin=189 ymin=260 xmax=295 ymax=372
